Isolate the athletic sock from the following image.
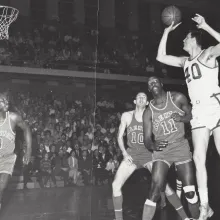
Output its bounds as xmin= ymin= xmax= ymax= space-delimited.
xmin=113 ymin=195 xmax=123 ymax=220
xmin=142 ymin=199 xmax=156 ymax=220
xmin=166 ymin=193 xmax=188 ymax=220
xmin=176 ymin=179 xmax=182 ymax=198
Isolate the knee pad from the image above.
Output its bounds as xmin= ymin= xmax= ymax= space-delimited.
xmin=183 ymin=185 xmax=198 ymax=204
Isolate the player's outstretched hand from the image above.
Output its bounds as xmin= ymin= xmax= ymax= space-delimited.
xmin=123 ymin=152 xmax=133 ymax=164
xmin=192 ymin=14 xmax=207 ymax=29
xmin=171 ymin=112 xmax=182 ymax=122
xmin=164 ymin=21 xmax=181 ymax=33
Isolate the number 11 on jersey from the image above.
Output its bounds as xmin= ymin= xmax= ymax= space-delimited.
xmin=161 ymin=119 xmax=178 ymax=135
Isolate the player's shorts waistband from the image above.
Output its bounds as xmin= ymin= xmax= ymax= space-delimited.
xmin=155 ymin=137 xmax=186 ymax=145
xmin=168 ymin=137 xmax=186 ymax=144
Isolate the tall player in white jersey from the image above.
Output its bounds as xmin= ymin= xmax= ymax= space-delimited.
xmin=0 ymin=92 xmax=32 ymax=210
xmin=156 ymin=14 xmax=220 ymax=220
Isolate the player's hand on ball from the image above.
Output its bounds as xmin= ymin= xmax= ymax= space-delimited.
xmin=171 ymin=112 xmax=182 ymax=122
xmin=165 ymin=21 xmax=181 ymax=33
xmin=192 ymin=14 xmax=207 ymax=29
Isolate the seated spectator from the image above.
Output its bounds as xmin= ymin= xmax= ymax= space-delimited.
xmin=74 ymin=142 xmax=82 ymax=159
xmin=53 ymin=149 xmax=69 ymax=186
xmin=108 ymin=145 xmax=115 ymax=158
xmin=105 ymin=157 xmax=116 ymax=183
xmin=56 ymin=133 xmax=67 ymax=152
xmin=85 ymin=127 xmax=93 ymax=140
xmin=68 ymin=150 xmax=79 ymax=185
xmin=39 ymin=153 xmax=56 ymax=188
xmin=78 ymin=150 xmax=92 ymax=185
xmin=78 ymin=130 xmax=85 ymax=145
xmin=92 ymin=149 xmax=104 ymax=185
xmin=91 ymin=137 xmax=99 ymax=151
xmin=66 ymin=139 xmax=73 ymax=153
xmin=53 ymin=123 xmax=62 ymax=143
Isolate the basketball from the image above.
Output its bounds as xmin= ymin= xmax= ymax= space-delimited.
xmin=161 ymin=6 xmax=181 ymax=26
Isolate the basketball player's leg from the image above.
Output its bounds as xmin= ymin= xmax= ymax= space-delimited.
xmin=175 ymin=161 xmax=200 ymax=219
xmin=0 ymin=173 xmax=11 ymax=209
xmin=145 ymin=161 xmax=188 ymax=219
xmin=146 ymin=161 xmax=189 ymax=220
xmin=144 ymin=162 xmax=166 ymax=209
xmin=192 ymin=127 xmax=213 ymax=219
xmin=142 ymin=161 xmax=169 ymax=220
xmin=112 ymin=160 xmax=137 ymax=220
xmin=164 ymin=184 xmax=190 ymax=220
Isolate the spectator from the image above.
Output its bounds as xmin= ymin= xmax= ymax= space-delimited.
xmin=78 ymin=150 xmax=92 ymax=185
xmin=92 ymin=149 xmax=104 ymax=185
xmin=39 ymin=153 xmax=56 ymax=188
xmin=105 ymin=157 xmax=115 ymax=183
xmin=74 ymin=142 xmax=82 ymax=159
xmin=68 ymin=150 xmax=79 ymax=185
xmin=53 ymin=149 xmax=69 ymax=186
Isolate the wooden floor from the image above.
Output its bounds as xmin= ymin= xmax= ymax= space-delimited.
xmin=1 ymin=143 xmax=220 ymax=220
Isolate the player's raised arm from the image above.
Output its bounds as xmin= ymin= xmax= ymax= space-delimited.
xmin=14 ymin=113 xmax=32 ymax=164
xmin=156 ymin=22 xmax=186 ymax=67
xmin=193 ymin=14 xmax=220 ymax=58
xmin=117 ymin=112 xmax=129 ymax=156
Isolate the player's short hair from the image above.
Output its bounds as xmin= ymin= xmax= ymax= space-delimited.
xmin=135 ymin=92 xmax=147 ymax=99
xmin=147 ymin=76 xmax=161 ymax=84
xmin=189 ymin=29 xmax=203 ymax=47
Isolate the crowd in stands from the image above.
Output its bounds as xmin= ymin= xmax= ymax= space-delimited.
xmin=0 ymin=20 xmax=169 ymax=77
xmin=11 ymin=91 xmax=127 ymax=188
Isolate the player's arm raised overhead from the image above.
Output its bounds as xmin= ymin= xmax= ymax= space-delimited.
xmin=193 ymin=14 xmax=220 ymax=58
xmin=156 ymin=22 xmax=186 ymax=67
xmin=117 ymin=112 xmax=128 ymax=156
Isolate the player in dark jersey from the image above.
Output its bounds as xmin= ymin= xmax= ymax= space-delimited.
xmin=156 ymin=14 xmax=219 ymax=220
xmin=0 ymin=92 xmax=32 ymax=210
xmin=112 ymin=92 xmax=191 ymax=220
xmin=142 ymin=77 xmax=200 ymax=220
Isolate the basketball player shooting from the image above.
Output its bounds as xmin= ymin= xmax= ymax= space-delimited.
xmin=0 ymin=92 xmax=32 ymax=210
xmin=112 ymin=92 xmax=191 ymax=220
xmin=156 ymin=14 xmax=220 ymax=220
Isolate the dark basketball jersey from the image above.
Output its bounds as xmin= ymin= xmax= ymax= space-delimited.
xmin=127 ymin=111 xmax=144 ymax=150
xmin=149 ymin=92 xmax=185 ymax=142
xmin=0 ymin=112 xmax=15 ymax=157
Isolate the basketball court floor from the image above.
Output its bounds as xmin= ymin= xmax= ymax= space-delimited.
xmin=0 ymin=162 xmax=219 ymax=220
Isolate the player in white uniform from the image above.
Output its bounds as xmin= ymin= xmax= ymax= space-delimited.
xmin=156 ymin=14 xmax=220 ymax=220
xmin=0 ymin=92 xmax=32 ymax=210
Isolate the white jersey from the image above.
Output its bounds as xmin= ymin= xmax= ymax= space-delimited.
xmin=183 ymin=50 xmax=220 ymax=106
